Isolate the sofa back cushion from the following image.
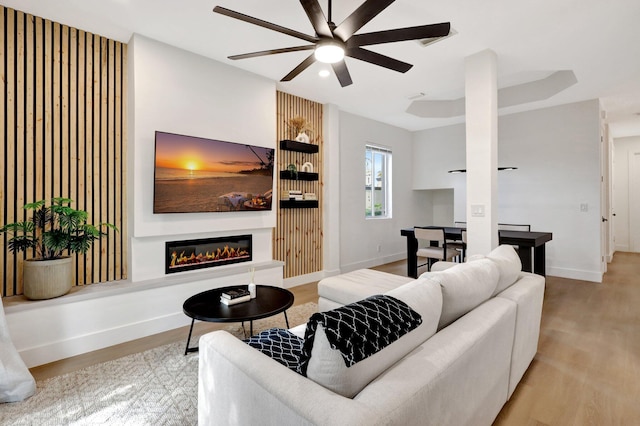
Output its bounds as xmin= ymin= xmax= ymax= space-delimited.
xmin=304 ymin=278 xmax=442 ymax=398
xmin=424 ymin=258 xmax=499 ymax=329
xmin=467 ymin=245 xmax=522 ymax=295
xmin=487 ymin=245 xmax=522 ymax=295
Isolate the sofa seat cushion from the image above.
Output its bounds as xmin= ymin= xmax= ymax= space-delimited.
xmin=318 ymin=269 xmax=414 ymax=307
xmin=304 ymin=278 xmax=442 ymax=398
xmin=424 ymin=258 xmax=499 ymax=329
xmin=243 ymin=328 xmax=304 ymax=372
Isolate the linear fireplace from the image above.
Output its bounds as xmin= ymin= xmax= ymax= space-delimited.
xmin=165 ymin=235 xmax=252 ymax=274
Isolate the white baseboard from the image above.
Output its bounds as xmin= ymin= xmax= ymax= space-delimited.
xmin=546 ymin=266 xmax=603 ymax=283
xmin=283 ymin=271 xmax=326 ymax=288
xmin=321 ymin=268 xmax=342 ymax=278
xmin=339 ymin=252 xmax=406 ymax=274
xmin=615 ymin=244 xmax=630 ymax=252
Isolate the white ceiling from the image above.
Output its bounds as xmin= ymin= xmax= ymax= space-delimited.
xmin=4 ymin=0 xmax=640 ymax=137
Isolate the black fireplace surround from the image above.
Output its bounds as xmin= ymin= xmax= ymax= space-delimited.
xmin=165 ymin=235 xmax=252 ymax=274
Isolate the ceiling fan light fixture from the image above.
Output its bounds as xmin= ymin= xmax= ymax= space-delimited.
xmin=314 ymin=40 xmax=345 ymax=64
xmin=214 ymin=2 xmax=451 ymax=87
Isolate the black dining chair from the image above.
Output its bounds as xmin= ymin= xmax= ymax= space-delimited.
xmin=447 ymin=230 xmax=467 ymax=262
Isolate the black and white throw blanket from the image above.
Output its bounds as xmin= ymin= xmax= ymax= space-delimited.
xmin=298 ymin=295 xmax=422 ymax=375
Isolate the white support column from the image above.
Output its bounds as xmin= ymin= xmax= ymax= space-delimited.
xmin=465 ymin=49 xmax=498 ymax=256
xmin=323 ymin=104 xmax=341 ymax=276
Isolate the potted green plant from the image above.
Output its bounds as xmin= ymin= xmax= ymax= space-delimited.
xmin=0 ymin=197 xmax=117 ymax=300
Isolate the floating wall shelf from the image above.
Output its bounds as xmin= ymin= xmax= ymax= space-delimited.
xmin=280 ymin=170 xmax=318 ymax=181
xmin=280 ymin=140 xmax=319 ymax=154
xmin=279 ymin=200 xmax=319 ymax=209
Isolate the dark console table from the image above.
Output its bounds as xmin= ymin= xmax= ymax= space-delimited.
xmin=400 ymin=227 xmax=552 ymax=278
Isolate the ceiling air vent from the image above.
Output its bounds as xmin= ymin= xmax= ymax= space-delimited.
xmin=417 ymin=28 xmax=457 ymax=47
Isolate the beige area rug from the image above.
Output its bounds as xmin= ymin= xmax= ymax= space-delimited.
xmin=0 ymin=302 xmax=318 ymax=426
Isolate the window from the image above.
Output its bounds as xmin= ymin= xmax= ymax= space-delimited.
xmin=365 ymin=144 xmax=392 ymax=218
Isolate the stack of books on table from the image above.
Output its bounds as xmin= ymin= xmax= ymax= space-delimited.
xmin=220 ymin=288 xmax=251 ymax=305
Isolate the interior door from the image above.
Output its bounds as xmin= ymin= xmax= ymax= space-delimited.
xmin=630 ymin=151 xmax=640 ymax=252
xmin=600 ymin=127 xmax=610 ymax=272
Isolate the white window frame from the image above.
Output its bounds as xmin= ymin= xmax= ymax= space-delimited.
xmin=365 ymin=144 xmax=392 ymax=219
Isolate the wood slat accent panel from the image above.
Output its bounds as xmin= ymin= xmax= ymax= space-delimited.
xmin=274 ymin=92 xmax=323 ymax=278
xmin=1 ymin=6 xmax=127 ymax=297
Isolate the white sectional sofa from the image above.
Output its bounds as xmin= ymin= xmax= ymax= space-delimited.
xmin=198 ymin=245 xmax=544 ymax=425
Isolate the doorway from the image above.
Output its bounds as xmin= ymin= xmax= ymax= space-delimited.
xmin=612 ymin=137 xmax=640 ymax=253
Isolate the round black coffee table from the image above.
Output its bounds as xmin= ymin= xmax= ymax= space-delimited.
xmin=182 ymin=285 xmax=294 ymax=354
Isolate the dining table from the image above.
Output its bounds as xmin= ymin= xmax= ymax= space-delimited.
xmin=400 ymin=226 xmax=553 ymax=278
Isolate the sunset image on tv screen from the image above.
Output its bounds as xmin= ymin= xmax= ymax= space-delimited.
xmin=153 ymin=131 xmax=274 ymax=213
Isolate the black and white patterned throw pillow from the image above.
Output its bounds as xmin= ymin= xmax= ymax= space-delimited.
xmin=243 ymin=328 xmax=304 ymax=372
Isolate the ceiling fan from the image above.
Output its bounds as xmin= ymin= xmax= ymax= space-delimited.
xmin=213 ymin=0 xmax=450 ymax=87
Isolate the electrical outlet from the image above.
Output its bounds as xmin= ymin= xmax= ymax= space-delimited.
xmin=377 ymin=245 xmax=382 ymax=252
xmin=580 ymin=203 xmax=588 ymax=212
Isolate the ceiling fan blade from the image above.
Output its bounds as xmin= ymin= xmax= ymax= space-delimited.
xmin=300 ymin=0 xmax=333 ymax=38
xmin=281 ymin=54 xmax=317 ymax=82
xmin=331 ymin=60 xmax=353 ymax=87
xmin=333 ymin=0 xmax=396 ymax=41
xmin=347 ymin=22 xmax=451 ymax=47
xmin=346 ymin=47 xmax=412 ymax=73
xmin=214 ymin=6 xmax=318 ymax=44
xmin=228 ymin=45 xmax=315 ymax=60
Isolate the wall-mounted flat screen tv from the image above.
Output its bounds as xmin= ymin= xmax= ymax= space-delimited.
xmin=153 ymin=131 xmax=274 ymax=213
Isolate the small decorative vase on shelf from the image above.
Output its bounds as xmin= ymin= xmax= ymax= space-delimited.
xmin=295 ymin=132 xmax=310 ymax=144
xmin=301 ymin=162 xmax=313 ymax=173
xmin=248 ymin=267 xmax=256 ymax=299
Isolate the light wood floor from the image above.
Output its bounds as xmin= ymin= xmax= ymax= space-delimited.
xmin=29 ymin=253 xmax=640 ymax=425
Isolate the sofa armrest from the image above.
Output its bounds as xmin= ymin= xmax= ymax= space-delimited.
xmin=353 ymin=298 xmax=516 ymax=426
xmin=198 ymin=330 xmax=374 ymax=426
xmin=495 ymin=272 xmax=545 ymax=398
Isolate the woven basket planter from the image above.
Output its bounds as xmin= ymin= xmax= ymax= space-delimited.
xmin=23 ymin=257 xmax=73 ymax=300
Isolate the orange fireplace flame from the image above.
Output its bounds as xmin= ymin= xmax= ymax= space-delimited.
xmin=170 ymin=245 xmax=250 ymax=268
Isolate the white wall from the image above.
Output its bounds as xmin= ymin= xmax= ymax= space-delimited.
xmin=431 ymin=189 xmax=455 ymax=225
xmin=413 ymin=100 xmax=603 ymax=282
xmin=612 ymin=136 xmax=640 ymax=252
xmin=339 ymin=112 xmax=432 ymax=271
xmin=6 ymin=34 xmax=283 ymax=367
xmin=412 ymin=123 xmax=467 ymax=220
xmin=129 ymin=34 xmax=277 ymax=281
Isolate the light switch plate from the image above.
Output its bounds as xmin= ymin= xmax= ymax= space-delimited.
xmin=471 ymin=204 xmax=485 ymax=217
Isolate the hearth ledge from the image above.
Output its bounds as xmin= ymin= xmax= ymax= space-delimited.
xmin=3 ymin=260 xmax=285 ymax=313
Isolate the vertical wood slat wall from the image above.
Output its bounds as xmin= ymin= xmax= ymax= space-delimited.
xmin=1 ymin=6 xmax=127 ymax=297
xmin=274 ymin=92 xmax=323 ymax=278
